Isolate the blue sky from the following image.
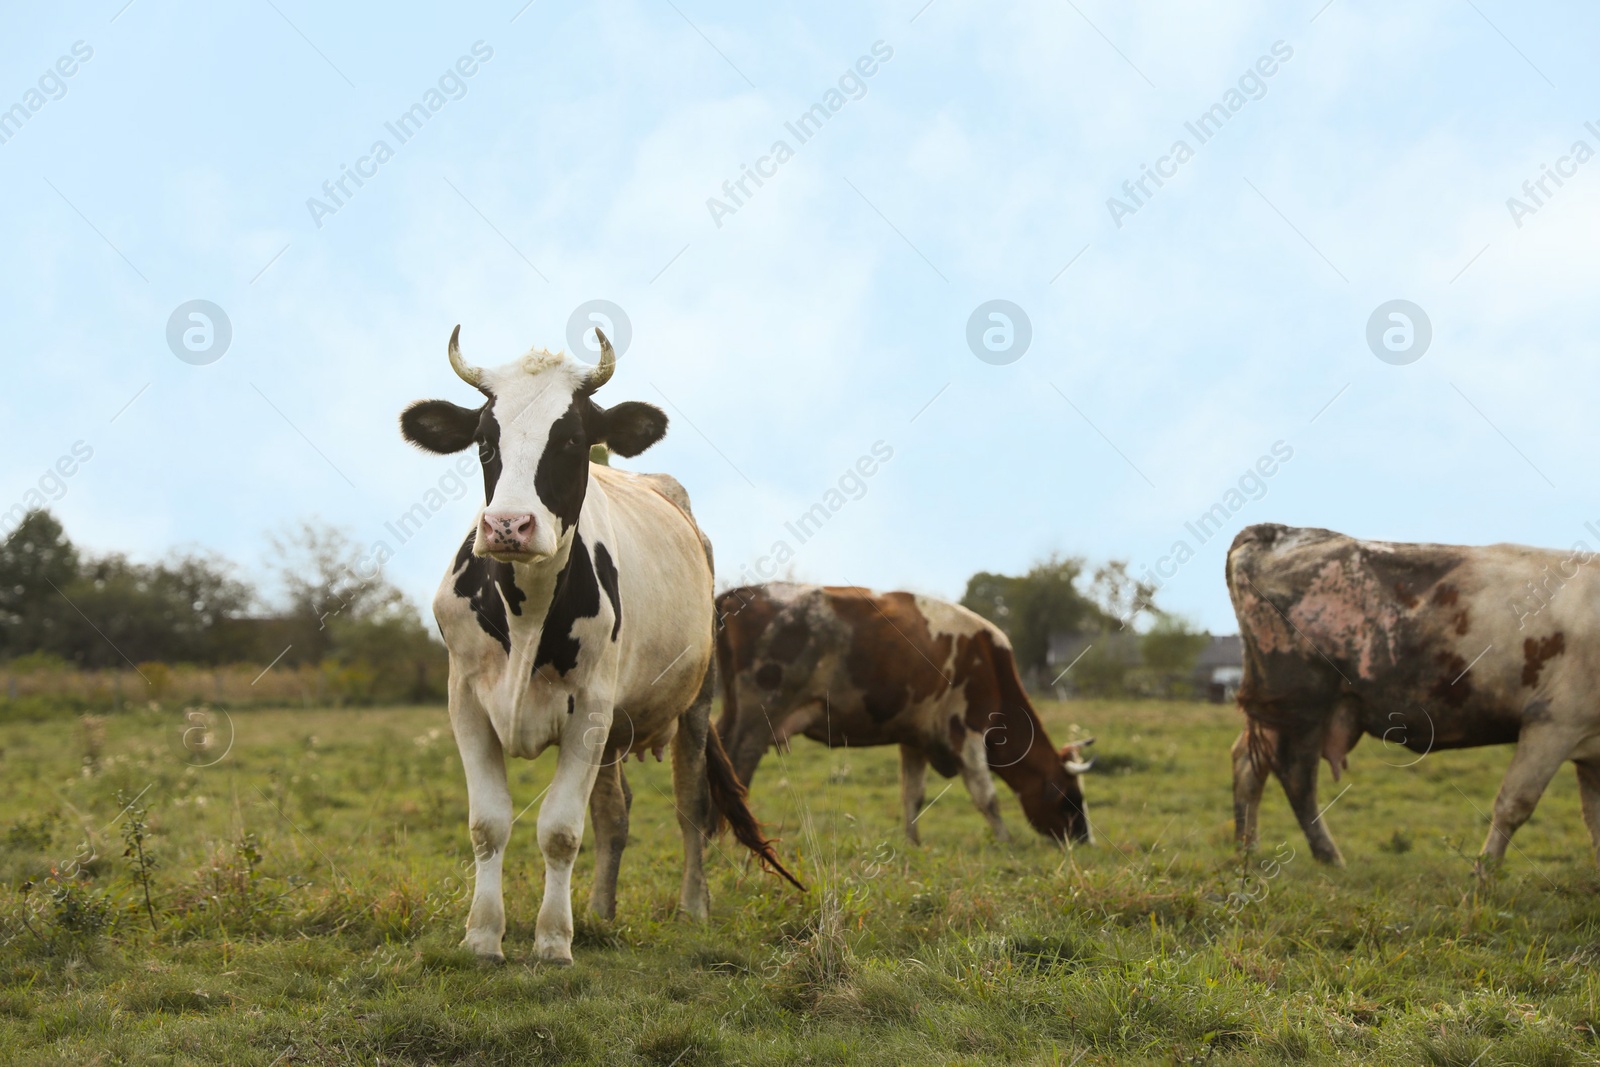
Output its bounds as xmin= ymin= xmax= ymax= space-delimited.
xmin=3 ymin=0 xmax=1598 ymax=634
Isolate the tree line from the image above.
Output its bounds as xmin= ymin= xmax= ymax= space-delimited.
xmin=960 ymin=555 xmax=1212 ymax=698
xmin=0 ymin=510 xmax=1211 ymax=704
xmin=0 ymin=510 xmax=444 ymax=703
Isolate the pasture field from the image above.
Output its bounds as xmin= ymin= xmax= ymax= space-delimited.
xmin=1 ymin=700 xmax=1599 ymax=1066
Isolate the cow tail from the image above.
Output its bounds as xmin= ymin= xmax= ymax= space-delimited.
xmin=712 ymin=593 xmax=740 ymax=742
xmin=1244 ymin=715 xmax=1277 ymax=777
xmin=705 ymin=722 xmax=807 ymax=892
xmin=706 ymin=598 xmax=737 ymax=839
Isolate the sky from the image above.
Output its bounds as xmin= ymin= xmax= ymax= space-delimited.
xmin=3 ymin=0 xmax=1599 ymax=636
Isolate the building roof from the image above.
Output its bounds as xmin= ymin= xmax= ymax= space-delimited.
xmin=1195 ymin=633 xmax=1242 ymax=669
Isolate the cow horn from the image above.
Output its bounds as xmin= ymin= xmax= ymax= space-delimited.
xmin=1064 ymin=757 xmax=1094 ymax=775
xmin=585 ymin=328 xmax=615 ymax=391
xmin=447 ymin=325 xmax=483 ymax=387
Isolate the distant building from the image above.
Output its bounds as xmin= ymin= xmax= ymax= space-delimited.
xmin=1194 ymin=633 xmax=1243 ymax=703
xmin=1044 ymin=630 xmax=1243 ymax=702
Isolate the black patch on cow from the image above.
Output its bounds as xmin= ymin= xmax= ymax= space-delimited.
xmin=534 ymin=400 xmax=591 ymax=531
xmin=451 ymin=532 xmax=524 ymax=652
xmin=594 ymin=542 xmax=621 ymax=641
xmin=755 ymin=663 xmax=783 ymax=689
xmin=533 ymin=532 xmax=602 ymax=677
xmin=567 ymin=694 xmax=575 ymax=715
xmin=477 ymin=397 xmax=504 ymax=501
xmin=1523 ymin=698 xmax=1553 ymax=724
xmin=768 ymin=616 xmax=811 ymax=663
xmin=400 ymin=399 xmax=482 ymax=455
xmin=597 ymin=401 xmax=669 ymax=457
xmin=1522 ymin=633 xmax=1566 ymax=688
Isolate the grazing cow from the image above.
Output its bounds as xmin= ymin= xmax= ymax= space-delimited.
xmin=1228 ymin=522 xmax=1600 ymax=868
xmin=400 ymin=327 xmax=800 ymax=965
xmin=715 ymin=583 xmax=1094 ymax=844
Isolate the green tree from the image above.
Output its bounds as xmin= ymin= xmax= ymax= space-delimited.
xmin=267 ymin=523 xmax=399 ymax=664
xmin=267 ymin=521 xmax=445 ymax=697
xmin=962 ymin=555 xmax=1119 ymax=675
xmin=1086 ymin=561 xmax=1159 ymax=632
xmin=1131 ymin=613 xmax=1210 ymax=699
xmin=0 ymin=510 xmax=81 ymax=661
xmin=69 ymin=551 xmax=253 ymax=666
xmin=326 ymin=590 xmax=447 ymax=703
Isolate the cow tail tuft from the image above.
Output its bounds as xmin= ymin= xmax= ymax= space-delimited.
xmin=705 ymin=723 xmax=806 ymax=892
xmin=1244 ymin=715 xmax=1277 ymax=777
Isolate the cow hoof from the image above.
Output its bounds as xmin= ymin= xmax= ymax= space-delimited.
xmin=534 ymin=938 xmax=574 ymax=966
xmin=461 ymin=932 xmax=505 ymax=962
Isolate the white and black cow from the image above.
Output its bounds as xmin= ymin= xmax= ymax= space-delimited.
xmin=400 ymin=326 xmax=800 ymax=965
xmin=1229 ymin=522 xmax=1600 ymax=869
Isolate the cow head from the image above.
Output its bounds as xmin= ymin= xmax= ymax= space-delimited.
xmin=1047 ymin=737 xmax=1094 ymax=843
xmin=399 ymin=325 xmax=668 ymax=562
xmin=1058 ymin=737 xmax=1095 ymax=773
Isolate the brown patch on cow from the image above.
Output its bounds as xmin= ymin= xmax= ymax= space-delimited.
xmin=824 ymin=588 xmax=952 ymax=722
xmin=1430 ymin=584 xmax=1471 ymax=634
xmin=715 ymin=586 xmax=785 ymax=736
xmin=1522 ymin=633 xmax=1566 ymax=688
xmin=767 ymin=616 xmax=811 ymax=663
xmin=1366 ymin=550 xmax=1464 ymax=612
xmin=949 ymin=628 xmax=1084 ymax=841
xmin=1429 ymin=651 xmax=1471 ymax=709
xmin=755 ymin=663 xmax=783 ymax=690
xmin=716 ymin=586 xmax=782 ymax=647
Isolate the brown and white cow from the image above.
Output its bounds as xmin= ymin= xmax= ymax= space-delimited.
xmin=715 ymin=583 xmax=1093 ymax=843
xmin=400 ymin=327 xmax=800 ymax=965
xmin=1228 ymin=522 xmax=1600 ymax=868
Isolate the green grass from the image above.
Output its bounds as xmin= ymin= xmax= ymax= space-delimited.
xmin=2 ymin=699 xmax=1599 ymax=1065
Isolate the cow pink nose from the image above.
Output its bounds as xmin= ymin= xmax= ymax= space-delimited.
xmin=481 ymin=511 xmax=536 ymax=552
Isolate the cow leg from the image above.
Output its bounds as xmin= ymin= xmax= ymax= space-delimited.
xmin=533 ymin=700 xmax=610 ymax=965
xmin=1480 ymin=724 xmax=1574 ymax=865
xmin=452 ymin=694 xmax=513 ymax=961
xmin=671 ymin=678 xmax=714 ymax=921
xmin=900 ymin=745 xmax=928 ymax=845
xmin=1231 ymin=726 xmax=1270 ymax=852
xmin=1274 ymin=732 xmax=1343 ymax=866
xmin=958 ymin=729 xmax=1010 ymax=842
xmin=723 ymin=680 xmax=773 ymax=788
xmin=587 ymin=758 xmax=630 ymax=921
xmin=1573 ymin=759 xmax=1600 ymax=867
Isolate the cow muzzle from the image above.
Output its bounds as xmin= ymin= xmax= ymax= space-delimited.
xmin=480 ymin=510 xmax=538 ymax=557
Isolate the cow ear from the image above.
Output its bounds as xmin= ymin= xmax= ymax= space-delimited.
xmin=597 ymin=401 xmax=668 ymax=457
xmin=401 ymin=400 xmax=480 ymax=454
